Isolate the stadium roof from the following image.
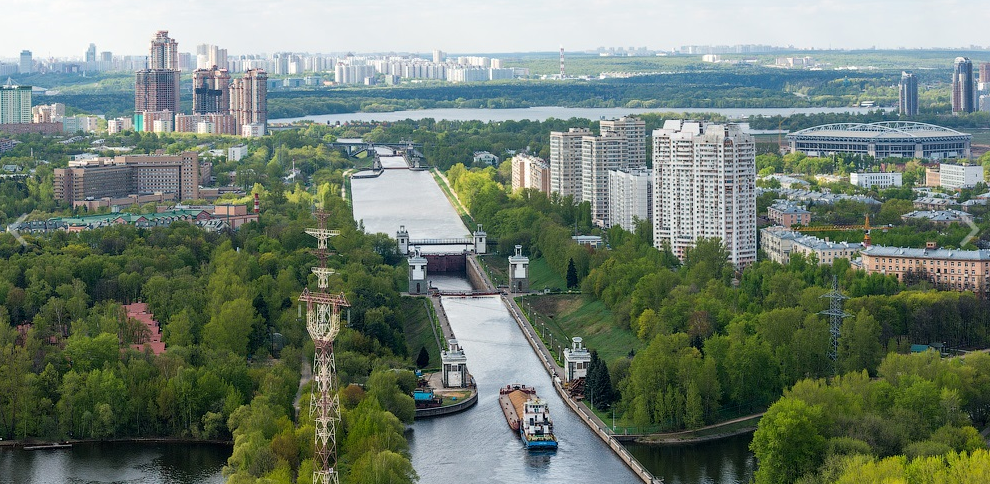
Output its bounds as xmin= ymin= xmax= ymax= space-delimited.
xmin=787 ymin=122 xmax=970 ymax=140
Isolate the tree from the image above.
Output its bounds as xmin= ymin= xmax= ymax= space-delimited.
xmin=415 ymin=346 xmax=430 ymax=369
xmin=586 ymin=350 xmax=613 ymax=410
xmin=751 ymin=397 xmax=827 ymax=484
xmin=565 ymin=258 xmax=578 ymax=289
xmin=202 ymin=298 xmax=260 ymax=357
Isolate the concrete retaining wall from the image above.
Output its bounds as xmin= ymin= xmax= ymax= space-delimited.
xmin=414 ymin=392 xmax=478 ymax=419
xmin=500 ymin=294 xmax=661 ymax=484
xmin=465 ymin=255 xmax=488 ymax=290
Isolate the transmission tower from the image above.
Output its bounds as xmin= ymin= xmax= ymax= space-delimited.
xmin=299 ymin=210 xmax=350 ymax=484
xmin=819 ymin=275 xmax=850 ymax=375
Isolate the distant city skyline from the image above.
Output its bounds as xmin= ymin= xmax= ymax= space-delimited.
xmin=1 ymin=0 xmax=989 ymax=59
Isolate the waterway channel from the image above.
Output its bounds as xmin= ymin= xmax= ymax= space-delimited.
xmin=350 ymin=163 xmax=755 ymax=483
xmin=272 ymin=106 xmax=877 ymax=125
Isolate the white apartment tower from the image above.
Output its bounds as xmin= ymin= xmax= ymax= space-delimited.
xmin=653 ymin=121 xmax=757 ymax=267
xmin=549 ymin=128 xmax=590 ymax=200
xmin=583 ymin=132 xmax=626 ymax=227
xmin=608 ymin=168 xmax=653 ymax=231
xmin=600 ymin=117 xmax=647 ymax=169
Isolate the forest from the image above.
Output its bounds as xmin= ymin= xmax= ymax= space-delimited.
xmin=0 ymin=128 xmax=419 ymax=483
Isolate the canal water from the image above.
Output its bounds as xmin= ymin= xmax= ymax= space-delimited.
xmin=0 ymin=442 xmax=228 ymax=484
xmin=351 ymin=167 xmax=756 ymax=483
xmin=271 ymin=106 xmax=877 ymax=125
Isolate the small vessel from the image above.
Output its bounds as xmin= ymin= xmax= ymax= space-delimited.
xmin=499 ymin=384 xmax=558 ymax=450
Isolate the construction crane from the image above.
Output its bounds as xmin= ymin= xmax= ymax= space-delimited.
xmin=790 ymin=215 xmax=874 ymax=246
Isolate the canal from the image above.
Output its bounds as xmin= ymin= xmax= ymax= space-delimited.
xmin=351 ymin=164 xmax=755 ymax=483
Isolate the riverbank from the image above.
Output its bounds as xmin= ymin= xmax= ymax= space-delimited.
xmin=0 ymin=436 xmax=233 ymax=449
xmin=631 ymin=413 xmax=763 ymax=445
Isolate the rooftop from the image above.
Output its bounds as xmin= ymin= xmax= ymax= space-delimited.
xmin=788 ymin=121 xmax=971 ymax=140
xmin=862 ymin=245 xmax=990 ymax=261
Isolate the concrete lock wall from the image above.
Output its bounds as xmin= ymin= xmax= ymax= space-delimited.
xmin=425 ymin=253 xmax=467 ymax=273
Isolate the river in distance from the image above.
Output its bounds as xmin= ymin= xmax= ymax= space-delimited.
xmin=271 ymin=105 xmax=877 ymax=125
xmin=0 ymin=442 xmax=229 ymax=484
xmin=350 ymin=166 xmax=755 ymax=483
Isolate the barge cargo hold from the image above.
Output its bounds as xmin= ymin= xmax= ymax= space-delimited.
xmin=499 ymin=383 xmax=558 ymax=450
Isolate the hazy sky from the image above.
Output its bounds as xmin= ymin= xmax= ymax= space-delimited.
xmin=2 ymin=0 xmax=987 ymax=59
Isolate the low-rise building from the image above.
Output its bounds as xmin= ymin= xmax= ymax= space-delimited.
xmin=939 ymin=163 xmax=984 ymax=189
xmin=473 ymin=151 xmax=499 ymax=166
xmin=913 ymin=197 xmax=953 ymax=210
xmin=861 ymin=244 xmax=990 ymax=293
xmin=850 ymin=172 xmax=903 ymax=189
xmin=761 ymin=226 xmax=863 ymax=265
xmin=767 ymin=202 xmax=811 ymax=227
xmin=901 ymin=209 xmax=969 ymax=225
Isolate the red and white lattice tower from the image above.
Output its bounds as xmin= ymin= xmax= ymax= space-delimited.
xmin=298 ymin=210 xmax=349 ymax=484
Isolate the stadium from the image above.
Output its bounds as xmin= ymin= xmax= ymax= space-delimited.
xmin=786 ymin=121 xmax=971 ymax=160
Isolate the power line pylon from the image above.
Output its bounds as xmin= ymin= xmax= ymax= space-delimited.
xmin=299 ymin=210 xmax=350 ymax=484
xmin=819 ymin=275 xmax=851 ymax=375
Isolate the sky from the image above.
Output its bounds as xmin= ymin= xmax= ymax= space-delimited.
xmin=2 ymin=0 xmax=988 ymax=59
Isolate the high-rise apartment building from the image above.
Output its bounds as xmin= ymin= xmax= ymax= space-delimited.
xmin=229 ymin=69 xmax=268 ymax=136
xmin=607 ymin=168 xmax=652 ymax=232
xmin=86 ymin=44 xmax=97 ymax=63
xmin=136 ymin=31 xmax=180 ymax=114
xmin=600 ymin=117 xmax=647 ymax=169
xmin=192 ymin=66 xmax=231 ymax=114
xmin=135 ymin=70 xmax=180 ymax=113
xmin=149 ymin=31 xmax=178 ymax=70
xmin=510 ymin=153 xmax=550 ymax=194
xmin=899 ymin=71 xmax=918 ymax=116
xmin=19 ymin=50 xmax=32 ymax=74
xmin=196 ymin=44 xmax=228 ymax=70
xmin=549 ymin=127 xmax=590 ymax=200
xmin=1 ymin=80 xmax=32 ymax=124
xmin=952 ymin=57 xmax=975 ymax=114
xmin=653 ymin=120 xmax=756 ymax=267
xmin=980 ymin=63 xmax=990 ymax=85
xmin=582 ymin=132 xmax=626 ymax=227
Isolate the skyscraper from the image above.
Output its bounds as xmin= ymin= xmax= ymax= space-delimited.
xmin=229 ymin=69 xmax=268 ymax=135
xmin=549 ymin=127 xmax=590 ymax=200
xmin=952 ymin=57 xmax=974 ymax=114
xmin=192 ymin=66 xmax=231 ymax=114
xmin=19 ymin=50 xmax=32 ymax=74
xmin=653 ymin=120 xmax=756 ymax=267
xmin=86 ymin=43 xmax=97 ymax=63
xmin=1 ymin=79 xmax=32 ymax=124
xmin=899 ymin=71 xmax=918 ymax=116
xmin=980 ymin=62 xmax=990 ymax=85
xmin=135 ymin=31 xmax=180 ymax=114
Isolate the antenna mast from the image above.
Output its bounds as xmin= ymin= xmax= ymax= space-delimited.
xmin=819 ymin=275 xmax=851 ymax=375
xmin=299 ymin=209 xmax=350 ymax=484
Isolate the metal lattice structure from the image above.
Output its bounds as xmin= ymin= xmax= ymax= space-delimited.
xmin=299 ymin=210 xmax=349 ymax=484
xmin=819 ymin=276 xmax=851 ymax=375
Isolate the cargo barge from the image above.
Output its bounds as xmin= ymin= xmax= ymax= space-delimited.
xmin=499 ymin=384 xmax=558 ymax=450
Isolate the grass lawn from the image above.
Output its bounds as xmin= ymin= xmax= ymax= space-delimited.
xmin=520 ymin=293 xmax=643 ymax=364
xmin=528 ymin=258 xmax=567 ymax=292
xmin=400 ymin=297 xmax=442 ymax=368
